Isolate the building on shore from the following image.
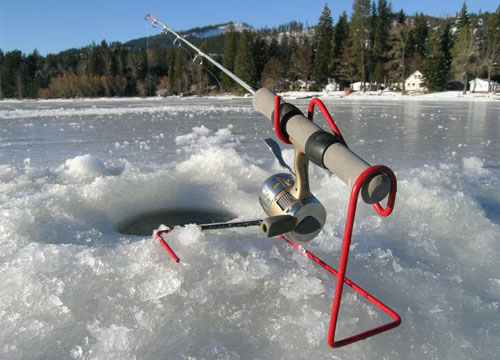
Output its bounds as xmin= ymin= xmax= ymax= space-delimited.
xmin=469 ymin=78 xmax=499 ymax=93
xmin=404 ymin=71 xmax=427 ymax=92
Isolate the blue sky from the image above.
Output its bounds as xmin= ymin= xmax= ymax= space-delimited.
xmin=0 ymin=0 xmax=497 ymax=55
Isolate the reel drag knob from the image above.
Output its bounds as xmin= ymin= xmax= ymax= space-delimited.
xmin=259 ymin=173 xmax=326 ymax=242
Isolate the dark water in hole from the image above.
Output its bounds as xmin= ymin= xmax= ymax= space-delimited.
xmin=116 ymin=209 xmax=236 ymax=236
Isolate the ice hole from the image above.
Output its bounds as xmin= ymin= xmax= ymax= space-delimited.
xmin=116 ymin=208 xmax=236 ymax=236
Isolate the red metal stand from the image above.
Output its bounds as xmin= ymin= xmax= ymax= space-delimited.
xmin=276 ymin=95 xmax=401 ymax=347
xmin=156 ymin=96 xmax=401 ymax=348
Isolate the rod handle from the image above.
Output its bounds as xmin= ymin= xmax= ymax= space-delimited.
xmin=253 ymin=88 xmax=390 ymax=204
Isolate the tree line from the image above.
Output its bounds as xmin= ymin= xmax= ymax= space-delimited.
xmin=1 ymin=1 xmax=499 ymax=99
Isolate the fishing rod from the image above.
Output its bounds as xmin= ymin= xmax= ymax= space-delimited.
xmin=145 ymin=13 xmax=401 ymax=348
xmin=145 ymin=14 xmax=255 ymax=95
xmin=144 ymin=13 xmax=390 ymax=205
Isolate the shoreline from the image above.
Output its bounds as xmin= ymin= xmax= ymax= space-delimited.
xmin=1 ymin=90 xmax=499 ymax=103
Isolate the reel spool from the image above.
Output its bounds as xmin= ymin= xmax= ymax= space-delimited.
xmin=259 ymin=160 xmax=326 ymax=243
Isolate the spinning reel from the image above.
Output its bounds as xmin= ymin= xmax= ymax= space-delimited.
xmin=259 ymin=139 xmax=326 ymax=243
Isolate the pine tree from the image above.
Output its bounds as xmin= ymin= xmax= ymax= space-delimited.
xmin=0 ymin=50 xmax=3 ymax=99
xmin=234 ymin=30 xmax=256 ymax=89
xmin=396 ymin=10 xmax=406 ymax=24
xmin=349 ymin=0 xmax=371 ymax=91
xmin=480 ymin=9 xmax=500 ymax=92
xmin=165 ymin=47 xmax=176 ymax=95
xmin=338 ymin=37 xmax=358 ymax=86
xmin=2 ymin=50 xmax=25 ymax=98
xmin=288 ymin=34 xmax=299 ymax=58
xmin=372 ymin=0 xmax=392 ymax=86
xmin=280 ymin=33 xmax=291 ymax=73
xmin=25 ymin=49 xmax=43 ymax=98
xmin=413 ymin=14 xmax=429 ymax=57
xmin=451 ymin=24 xmax=479 ymax=93
xmin=387 ymin=20 xmax=412 ymax=92
xmin=289 ymin=42 xmax=312 ymax=83
xmin=312 ymin=4 xmax=334 ymax=87
xmin=439 ymin=21 xmax=453 ymax=88
xmin=267 ymin=30 xmax=280 ymax=59
xmin=280 ymin=33 xmax=290 ymax=59
xmin=253 ymin=35 xmax=268 ymax=86
xmin=423 ymin=25 xmax=450 ymax=92
xmin=409 ymin=13 xmax=429 ymax=72
xmin=222 ymin=23 xmax=238 ymax=91
xmin=87 ymin=43 xmax=104 ymax=76
xmin=331 ymin=11 xmax=348 ymax=76
xmin=456 ymin=2 xmax=471 ymax=34
xmin=175 ymin=48 xmax=190 ymax=94
xmin=367 ymin=1 xmax=378 ymax=85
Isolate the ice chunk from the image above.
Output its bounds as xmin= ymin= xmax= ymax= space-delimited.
xmin=462 ymin=156 xmax=491 ymax=176
xmin=57 ymin=154 xmax=124 ymax=181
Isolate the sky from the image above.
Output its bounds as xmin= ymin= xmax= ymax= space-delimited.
xmin=0 ymin=0 xmax=497 ymax=55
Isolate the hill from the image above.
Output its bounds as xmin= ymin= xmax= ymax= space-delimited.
xmin=125 ymin=22 xmax=253 ymax=50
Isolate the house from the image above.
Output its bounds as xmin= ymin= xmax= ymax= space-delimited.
xmin=324 ymin=78 xmax=340 ymax=93
xmin=469 ymin=78 xmax=499 ymax=93
xmin=289 ymin=79 xmax=314 ymax=91
xmin=388 ymin=82 xmax=403 ymax=91
xmin=351 ymin=82 xmax=371 ymax=91
xmin=290 ymin=79 xmax=307 ymax=91
xmin=404 ymin=70 xmax=426 ymax=92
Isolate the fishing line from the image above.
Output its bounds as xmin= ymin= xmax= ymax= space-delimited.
xmin=159 ymin=26 xmax=226 ymax=93
xmin=145 ymin=14 xmax=255 ymax=94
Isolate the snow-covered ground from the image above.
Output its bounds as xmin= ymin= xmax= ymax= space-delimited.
xmin=1 ymin=97 xmax=499 ymax=359
xmin=279 ymin=90 xmax=500 ymax=101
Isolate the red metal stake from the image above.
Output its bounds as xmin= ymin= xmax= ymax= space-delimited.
xmin=156 ymin=230 xmax=180 ymax=263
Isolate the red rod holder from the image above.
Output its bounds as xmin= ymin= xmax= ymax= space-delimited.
xmin=275 ymin=96 xmax=400 ymax=347
xmin=157 ymin=96 xmax=400 ymax=348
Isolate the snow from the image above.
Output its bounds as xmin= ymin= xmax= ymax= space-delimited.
xmin=1 ymin=96 xmax=499 ymax=359
xmin=189 ymin=23 xmax=252 ymax=39
xmin=58 ymin=154 xmax=125 ymax=181
xmin=279 ymin=90 xmax=500 ymax=102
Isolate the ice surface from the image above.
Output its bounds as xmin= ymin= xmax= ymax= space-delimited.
xmin=1 ymin=97 xmax=499 ymax=359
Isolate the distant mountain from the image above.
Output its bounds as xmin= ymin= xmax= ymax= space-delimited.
xmin=125 ymin=22 xmax=253 ymax=49
xmin=188 ymin=22 xmax=253 ymax=38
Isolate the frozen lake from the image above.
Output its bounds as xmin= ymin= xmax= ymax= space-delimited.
xmin=1 ymin=96 xmax=499 ymax=359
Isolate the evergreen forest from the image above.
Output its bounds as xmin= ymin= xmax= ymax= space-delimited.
xmin=1 ymin=1 xmax=499 ymax=99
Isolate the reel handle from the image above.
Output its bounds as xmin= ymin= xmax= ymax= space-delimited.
xmin=260 ymin=215 xmax=298 ymax=238
xmin=253 ymin=88 xmax=390 ymax=204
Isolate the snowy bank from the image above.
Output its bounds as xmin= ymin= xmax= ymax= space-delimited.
xmin=279 ymin=90 xmax=500 ymax=102
xmin=1 ymin=90 xmax=499 ymax=104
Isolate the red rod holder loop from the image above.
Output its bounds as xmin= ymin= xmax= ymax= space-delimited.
xmin=371 ymin=166 xmax=397 ymax=217
xmin=273 ymin=95 xmax=292 ymax=144
xmin=272 ymin=96 xmax=346 ymax=145
xmin=307 ymin=98 xmax=345 ymax=143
